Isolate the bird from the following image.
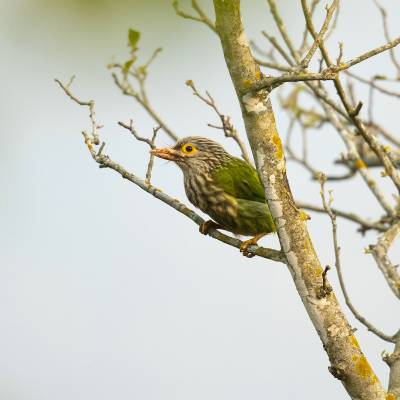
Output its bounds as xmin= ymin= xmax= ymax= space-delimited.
xmin=151 ymin=136 xmax=276 ymax=257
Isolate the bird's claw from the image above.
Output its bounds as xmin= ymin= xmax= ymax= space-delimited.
xmin=240 ymin=239 xmax=257 ymax=258
xmin=239 ymin=233 xmax=267 ymax=258
xmin=199 ymin=220 xmax=220 ymax=235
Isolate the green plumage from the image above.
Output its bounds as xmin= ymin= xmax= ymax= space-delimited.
xmin=211 ymin=157 xmax=275 ymax=236
xmin=212 ymin=157 xmax=266 ymax=202
xmin=167 ymin=136 xmax=276 ymax=237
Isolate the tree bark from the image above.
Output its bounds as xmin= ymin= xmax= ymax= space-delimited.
xmin=387 ymin=333 xmax=400 ymax=398
xmin=213 ymin=1 xmax=388 ymax=398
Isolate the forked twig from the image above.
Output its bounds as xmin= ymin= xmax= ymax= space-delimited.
xmin=186 ymin=79 xmax=252 ymax=164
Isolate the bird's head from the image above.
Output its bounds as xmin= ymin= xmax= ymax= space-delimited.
xmin=151 ymin=136 xmax=230 ymax=174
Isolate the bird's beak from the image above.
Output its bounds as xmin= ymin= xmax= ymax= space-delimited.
xmin=150 ymin=147 xmax=179 ymax=161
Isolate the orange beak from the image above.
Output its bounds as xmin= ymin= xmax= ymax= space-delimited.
xmin=150 ymin=147 xmax=180 ymax=161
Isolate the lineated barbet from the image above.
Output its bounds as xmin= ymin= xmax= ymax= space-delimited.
xmin=151 ymin=137 xmax=276 ymax=257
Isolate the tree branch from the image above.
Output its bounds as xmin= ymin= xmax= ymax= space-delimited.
xmin=373 ymin=0 xmax=400 ymax=78
xmin=319 ymin=174 xmax=395 ymax=343
xmin=384 ymin=332 xmax=400 ymax=397
xmin=55 ymin=77 xmax=285 ymax=263
xmin=321 ymin=102 xmax=396 ymax=216
xmin=266 ymin=0 xmax=298 ymax=62
xmin=297 ymin=201 xmax=387 ymax=233
xmin=213 ymin=1 xmax=388 ymax=398
xmin=301 ymin=0 xmax=400 ymax=193
xmin=173 ymin=0 xmax=217 ymax=33
xmin=252 ymin=31 xmax=400 ymax=93
xmin=346 ymin=71 xmax=400 ymax=100
xmin=369 ymin=222 xmax=400 ymax=300
xmin=299 ymin=0 xmax=339 ymax=69
xmin=252 ymin=70 xmax=337 ymax=92
xmin=327 ymin=36 xmax=400 ymax=73
xmin=118 ymin=120 xmax=161 ymax=184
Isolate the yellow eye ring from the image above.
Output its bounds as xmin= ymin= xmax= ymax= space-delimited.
xmin=181 ymin=143 xmax=197 ymax=155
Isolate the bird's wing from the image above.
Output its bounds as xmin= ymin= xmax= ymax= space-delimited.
xmin=212 ymin=157 xmax=266 ymax=203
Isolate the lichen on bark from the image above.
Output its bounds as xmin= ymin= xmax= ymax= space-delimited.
xmin=213 ymin=0 xmax=389 ymax=398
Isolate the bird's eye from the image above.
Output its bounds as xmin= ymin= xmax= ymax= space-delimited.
xmin=181 ymin=143 xmax=196 ymax=155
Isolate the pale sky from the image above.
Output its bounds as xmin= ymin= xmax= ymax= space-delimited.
xmin=1 ymin=1 xmax=399 ymax=399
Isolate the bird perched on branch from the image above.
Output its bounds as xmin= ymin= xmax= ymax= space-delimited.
xmin=151 ymin=137 xmax=275 ymax=257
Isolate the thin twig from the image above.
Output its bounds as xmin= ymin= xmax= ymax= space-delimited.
xmin=369 ymin=222 xmax=400 ymax=299
xmin=322 ymin=103 xmax=396 ymax=216
xmin=368 ymin=78 xmax=376 ymax=123
xmin=297 ymin=201 xmax=387 ymax=233
xmin=253 ymin=70 xmax=337 ymax=92
xmin=146 ymin=126 xmax=162 ymax=183
xmin=299 ymin=0 xmax=339 ymax=69
xmin=368 ymin=122 xmax=400 ymax=148
xmin=254 ymin=55 xmax=293 ymax=73
xmin=266 ymin=0 xmax=299 ymax=62
xmin=55 ymin=78 xmax=101 ymax=145
xmin=346 ymin=71 xmax=400 ymax=99
xmin=373 ymin=0 xmax=400 ymax=77
xmin=173 ymin=1 xmax=217 ymax=33
xmin=319 ymin=173 xmax=395 ymax=343
xmin=109 ymin=46 xmax=179 ymax=142
xmin=328 ymin=36 xmax=400 ymax=73
xmin=118 ymin=120 xmax=161 ymax=184
xmin=262 ymin=31 xmax=295 ymax=67
xmin=325 ymin=0 xmax=340 ymax=40
xmin=185 ymin=79 xmax=252 ymax=164
xmin=298 ymin=0 xmax=320 ymax=56
xmin=284 ymin=115 xmax=355 ymax=181
xmin=111 ymin=72 xmax=178 ymax=141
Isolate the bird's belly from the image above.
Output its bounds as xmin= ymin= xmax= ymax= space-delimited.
xmin=184 ymin=178 xmax=275 ymax=236
xmin=184 ymin=178 xmax=237 ymax=227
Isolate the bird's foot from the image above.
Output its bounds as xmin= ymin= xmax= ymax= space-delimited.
xmin=240 ymin=233 xmax=267 ymax=258
xmin=199 ymin=220 xmax=223 ymax=235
